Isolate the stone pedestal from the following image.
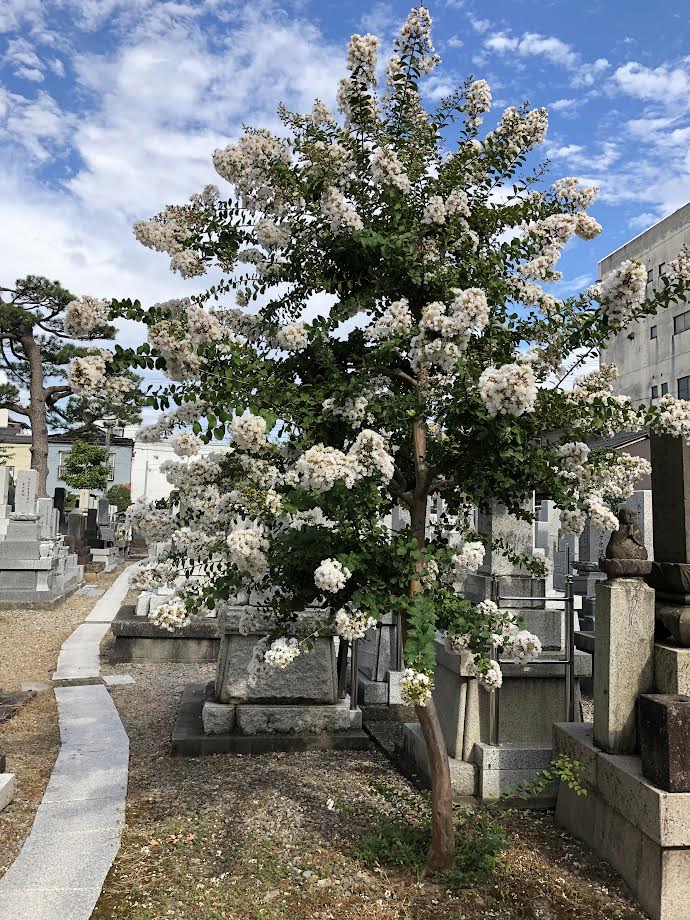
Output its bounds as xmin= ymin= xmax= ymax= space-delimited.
xmin=593 ymin=578 xmax=655 ymax=754
xmin=401 ymin=636 xmax=592 ymax=800
xmin=639 ymin=694 xmax=690 ymax=792
xmin=555 ymin=722 xmax=690 ymax=920
xmin=655 ymin=641 xmax=690 ymax=695
xmin=172 ymin=605 xmax=367 ymax=754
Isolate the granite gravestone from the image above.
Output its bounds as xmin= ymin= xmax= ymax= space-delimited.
xmin=53 ymin=487 xmax=67 ymax=532
xmin=12 ymin=469 xmax=38 ymax=520
xmin=639 ymin=693 xmax=690 ymax=792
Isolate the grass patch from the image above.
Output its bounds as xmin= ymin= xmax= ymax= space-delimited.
xmin=354 ymin=809 xmax=505 ymax=888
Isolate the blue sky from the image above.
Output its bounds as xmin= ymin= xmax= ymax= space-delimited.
xmin=1 ymin=0 xmax=689 ymax=319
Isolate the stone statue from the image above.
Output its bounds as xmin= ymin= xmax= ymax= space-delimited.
xmin=600 ymin=508 xmax=652 ymax=578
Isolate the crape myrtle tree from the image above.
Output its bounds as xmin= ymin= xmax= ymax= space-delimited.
xmin=0 ymin=275 xmax=143 ymax=495
xmin=69 ymin=7 xmax=690 ymax=872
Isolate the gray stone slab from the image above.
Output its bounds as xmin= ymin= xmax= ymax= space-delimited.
xmin=102 ymin=674 xmax=135 ymax=687
xmin=0 ymin=772 xmax=16 ymax=812
xmin=29 ymin=797 xmax=125 ymax=838
xmin=77 ymin=586 xmax=106 ymax=596
xmin=235 ymin=698 xmax=361 ymax=735
xmin=13 ymin=469 xmax=37 ymax=516
xmin=0 ymin=833 xmax=120 ymax=890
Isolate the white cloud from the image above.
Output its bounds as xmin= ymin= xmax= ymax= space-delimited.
xmin=0 ymin=89 xmax=77 ymax=160
xmin=469 ymin=16 xmax=491 ymax=34
xmin=446 ymin=35 xmax=463 ymax=49
xmin=572 ymin=57 xmax=609 ymax=88
xmin=485 ymin=30 xmax=578 ymax=69
xmin=613 ymin=61 xmax=690 ymax=104
xmin=358 ymin=2 xmax=395 ymax=36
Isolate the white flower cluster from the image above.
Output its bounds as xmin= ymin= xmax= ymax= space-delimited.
xmin=126 ymin=499 xmax=173 ymax=543
xmin=172 ymin=527 xmax=220 ymax=561
xmin=451 ymin=541 xmax=485 ymax=577
xmin=370 ymin=145 xmax=411 ymax=193
xmin=476 ymin=659 xmax=503 ymax=690
xmin=349 ymin=429 xmax=395 ymax=482
xmin=594 ymin=259 xmax=647 ymax=324
xmin=149 ymin=599 xmax=190 ymax=632
xmin=68 ymin=351 xmax=112 ymax=395
xmin=170 ymin=431 xmax=203 ymax=457
xmin=584 ymin=497 xmax=619 ymax=532
xmin=287 ymin=508 xmax=337 ymax=530
xmin=398 ymin=6 xmax=439 ymax=74
xmin=365 ymin=298 xmax=413 ymax=341
xmin=295 ymin=444 xmax=360 ymax=492
xmin=504 ymin=630 xmax=542 ymax=662
xmin=314 ymin=558 xmax=351 ymax=593
xmin=495 ymin=106 xmax=549 ymax=153
xmin=655 ymin=394 xmax=690 ymax=442
xmin=410 ymin=337 xmax=461 ymax=374
xmin=346 ymin=33 xmax=379 ymax=83
xmin=465 ymin=79 xmax=492 ymax=124
xmin=212 ymin=130 xmax=292 ymax=212
xmin=400 ymin=669 xmax=433 ymax=707
xmin=64 ymin=295 xmax=110 ymax=337
xmin=335 ymin=607 xmax=377 ymax=641
xmin=444 ymin=632 xmax=471 ymax=655
xmin=264 ymin=636 xmax=301 ymax=669
xmin=276 ymin=322 xmax=309 ymax=351
xmin=187 ymin=305 xmax=224 ymax=345
xmin=553 ymin=177 xmax=599 ymax=210
xmin=445 ymin=188 xmax=470 ymax=219
xmin=421 ymin=195 xmax=446 ymax=225
xmin=421 ymin=288 xmax=489 ymax=340
xmin=255 ymin=218 xmax=291 ymax=251
xmin=230 ymin=413 xmax=267 ymax=453
xmin=322 ymin=396 xmax=369 ymax=426
xmin=572 ymin=363 xmax=619 ymax=400
xmin=478 ymin=362 xmax=537 ymax=417
xmin=227 ymin=527 xmax=269 ymax=578
xmin=321 ymin=187 xmax=364 ymax=233
xmin=669 ymin=245 xmax=690 ymax=282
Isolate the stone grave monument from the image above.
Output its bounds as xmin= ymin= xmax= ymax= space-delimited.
xmin=555 ymin=504 xmax=690 ymax=920
xmin=0 ymin=470 xmax=84 ymax=605
xmin=402 ymin=496 xmax=592 ymax=800
xmin=87 ymin=497 xmax=120 ymax=571
xmin=172 ymin=603 xmax=368 ymax=754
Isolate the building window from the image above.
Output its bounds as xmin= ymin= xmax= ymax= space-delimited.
xmin=674 ymin=311 xmax=690 ymax=334
xmin=651 ymin=385 xmax=659 ymax=400
xmin=58 ymin=450 xmax=116 ymax=480
xmin=679 ymin=376 xmax=690 ymax=401
xmin=647 ymin=268 xmax=653 ymax=283
xmin=659 ymin=262 xmax=667 ymax=277
xmin=661 ymin=382 xmax=669 ymax=396
xmin=650 ymin=325 xmax=657 ymax=339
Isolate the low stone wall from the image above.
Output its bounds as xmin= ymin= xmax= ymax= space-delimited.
xmin=107 ymin=605 xmax=220 ymax=662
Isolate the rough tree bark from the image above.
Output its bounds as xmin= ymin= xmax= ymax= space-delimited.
xmin=20 ymin=333 xmax=49 ymax=497
xmin=409 ymin=417 xmax=456 ymax=875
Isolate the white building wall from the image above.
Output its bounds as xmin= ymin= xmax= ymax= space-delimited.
xmin=126 ymin=427 xmax=233 ymax=502
xmin=600 ymin=202 xmax=690 ymax=403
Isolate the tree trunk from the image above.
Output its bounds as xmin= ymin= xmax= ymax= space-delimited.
xmin=408 ymin=418 xmax=456 ymax=875
xmin=21 ymin=334 xmax=49 ymax=497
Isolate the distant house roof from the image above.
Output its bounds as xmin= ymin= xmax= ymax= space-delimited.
xmin=588 ymin=428 xmax=649 ymax=451
xmin=0 ymin=426 xmax=134 ymax=448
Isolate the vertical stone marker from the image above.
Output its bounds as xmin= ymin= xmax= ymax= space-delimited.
xmin=593 ymin=509 xmax=655 ymax=754
xmin=12 ymin=469 xmax=38 ymax=519
xmin=36 ymin=497 xmax=54 ymax=540
xmin=79 ymin=489 xmax=90 ymax=512
xmin=0 ymin=468 xmax=12 ymax=540
xmin=97 ymin=497 xmax=110 ymax=525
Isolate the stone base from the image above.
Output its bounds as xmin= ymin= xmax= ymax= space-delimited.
xmin=357 ymin=671 xmax=389 ymax=704
xmin=202 ymin=695 xmax=362 ymax=736
xmin=400 ymin=722 xmax=477 ymax=796
xmin=0 ymin=773 xmax=16 ymax=812
xmin=474 ymin=741 xmax=555 ymax=802
xmin=656 ymin=605 xmax=690 ymax=649
xmin=108 ymin=605 xmax=220 ymax=662
xmin=172 ymin=683 xmax=369 ymax=755
xmin=655 ymin=642 xmax=690 ymax=695
xmin=554 ymin=722 xmax=690 ymax=920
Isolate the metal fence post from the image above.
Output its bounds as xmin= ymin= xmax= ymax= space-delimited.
xmin=350 ymin=639 xmax=359 ymax=710
xmin=396 ymin=612 xmax=404 ymax=671
xmin=489 ymin=575 xmax=500 ymax=746
xmin=565 ymin=574 xmax=576 ymax=721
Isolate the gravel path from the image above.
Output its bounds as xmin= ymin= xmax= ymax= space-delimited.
xmin=93 ymin=658 xmax=648 ymax=920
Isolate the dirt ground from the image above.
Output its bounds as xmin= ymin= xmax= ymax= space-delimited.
xmin=0 ymin=566 xmax=126 ymax=876
xmin=91 ymin=659 xmax=648 ymax=920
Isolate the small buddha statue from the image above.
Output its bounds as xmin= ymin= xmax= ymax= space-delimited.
xmin=600 ymin=508 xmax=652 ymax=577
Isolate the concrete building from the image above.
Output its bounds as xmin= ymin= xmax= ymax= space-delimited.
xmin=47 ymin=429 xmax=134 ymax=497
xmin=600 ymin=202 xmax=690 ymax=404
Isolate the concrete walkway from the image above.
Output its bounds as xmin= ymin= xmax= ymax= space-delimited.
xmin=0 ymin=562 xmax=140 ymax=920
